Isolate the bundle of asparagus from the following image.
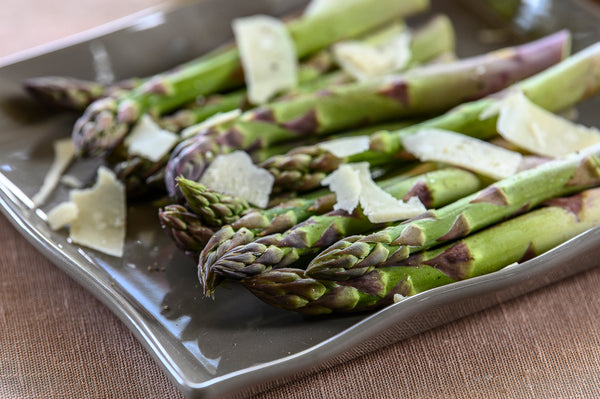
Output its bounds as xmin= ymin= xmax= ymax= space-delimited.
xmin=50 ymin=12 xmax=458 ymax=199
xmin=244 ymin=187 xmax=600 ymax=315
xmin=164 ymin=31 xmax=569 ymax=197
xmin=71 ymin=0 xmax=431 ymax=157
xmin=24 ymin=0 xmax=600 ymax=318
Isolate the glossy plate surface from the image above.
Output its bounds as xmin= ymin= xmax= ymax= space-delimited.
xmin=2 ymin=1 xmax=600 ymax=398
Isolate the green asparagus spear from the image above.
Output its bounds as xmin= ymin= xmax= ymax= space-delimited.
xmin=243 ymin=187 xmax=600 ymax=314
xmin=22 ymin=77 xmax=142 ymax=111
xmin=158 ymin=204 xmax=216 ymax=257
xmin=265 ymin=32 xmax=600 ymax=194
xmin=305 ymin=148 xmax=600 ymax=280
xmin=72 ymin=0 xmax=430 ymax=156
xmin=165 ymin=31 xmax=568 ymax=197
xmin=281 ymin=14 xmax=456 ymax=98
xmin=158 ymin=49 xmax=338 ymax=132
xmin=202 ymin=167 xmax=483 ymax=296
xmin=177 ymin=178 xmax=251 ymax=227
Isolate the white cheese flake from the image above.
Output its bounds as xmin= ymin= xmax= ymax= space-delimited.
xmin=393 ymin=293 xmax=407 ymax=303
xmin=402 ymin=128 xmax=523 ymax=180
xmin=200 ymin=151 xmax=274 ymax=208
xmin=496 ymin=91 xmax=600 ymax=157
xmin=125 ymin=115 xmax=178 ymax=162
xmin=318 ymin=135 xmax=370 ymax=158
xmin=46 ymin=201 xmax=78 ymax=230
xmin=333 ymin=30 xmax=412 ymax=81
xmin=353 ymin=163 xmax=426 ymax=222
xmin=180 ymin=109 xmax=242 ymax=139
xmin=68 ymin=166 xmax=126 ymax=257
xmin=32 ymin=138 xmax=75 ymax=207
xmin=322 ymin=163 xmax=426 ymax=223
xmin=233 ymin=15 xmax=298 ymax=104
xmin=321 ymin=165 xmax=362 ymax=212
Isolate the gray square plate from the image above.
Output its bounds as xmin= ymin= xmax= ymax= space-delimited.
xmin=2 ymin=1 xmax=600 ymax=398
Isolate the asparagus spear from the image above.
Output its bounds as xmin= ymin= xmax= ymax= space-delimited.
xmin=243 ymin=187 xmax=600 ymax=314
xmin=72 ymin=0 xmax=430 ymax=157
xmin=264 ymin=32 xmax=600 ymax=194
xmin=201 ymin=167 xmax=483 ymax=296
xmin=305 ymin=148 xmax=600 ymax=280
xmin=22 ymin=77 xmax=142 ymax=112
xmin=158 ymin=49 xmax=338 ymax=132
xmin=177 ymin=178 xmax=251 ymax=227
xmin=158 ymin=204 xmax=216 ymax=257
xmin=280 ymin=14 xmax=457 ymax=99
xmin=164 ymin=31 xmax=568 ymax=197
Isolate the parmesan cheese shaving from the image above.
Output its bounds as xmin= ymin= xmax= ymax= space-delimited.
xmin=402 ymin=128 xmax=523 ymax=180
xmin=181 ymin=109 xmax=242 ymax=139
xmin=322 ymin=163 xmax=426 ymax=223
xmin=393 ymin=293 xmax=407 ymax=303
xmin=46 ymin=201 xmax=78 ymax=230
xmin=68 ymin=166 xmax=126 ymax=257
xmin=200 ymin=151 xmax=274 ymax=208
xmin=125 ymin=115 xmax=178 ymax=162
xmin=233 ymin=15 xmax=298 ymax=104
xmin=32 ymin=138 xmax=74 ymax=207
xmin=496 ymin=91 xmax=600 ymax=157
xmin=321 ymin=164 xmax=361 ymax=212
xmin=353 ymin=163 xmax=426 ymax=222
xmin=318 ymin=136 xmax=370 ymax=158
xmin=333 ymin=30 xmax=412 ymax=81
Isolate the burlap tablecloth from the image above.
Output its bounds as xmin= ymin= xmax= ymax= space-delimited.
xmin=2 ymin=1 xmax=600 ymax=398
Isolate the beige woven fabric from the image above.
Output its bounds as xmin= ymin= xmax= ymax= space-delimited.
xmin=2 ymin=1 xmax=600 ymax=398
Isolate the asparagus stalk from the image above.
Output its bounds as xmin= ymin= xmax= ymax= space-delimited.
xmin=164 ymin=32 xmax=568 ymax=197
xmin=22 ymin=77 xmax=142 ymax=111
xmin=158 ymin=49 xmax=338 ymax=132
xmin=177 ymin=178 xmax=251 ymax=227
xmin=158 ymin=204 xmax=216 ymax=257
xmin=72 ymin=0 xmax=430 ymax=157
xmin=264 ymin=32 xmax=600 ymax=195
xmin=305 ymin=148 xmax=600 ymax=280
xmin=244 ymin=187 xmax=600 ymax=314
xmin=280 ymin=14 xmax=456 ymax=99
xmin=201 ymin=167 xmax=483 ymax=296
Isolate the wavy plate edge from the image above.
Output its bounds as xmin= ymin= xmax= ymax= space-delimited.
xmin=3 ymin=0 xmax=600 ymax=397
